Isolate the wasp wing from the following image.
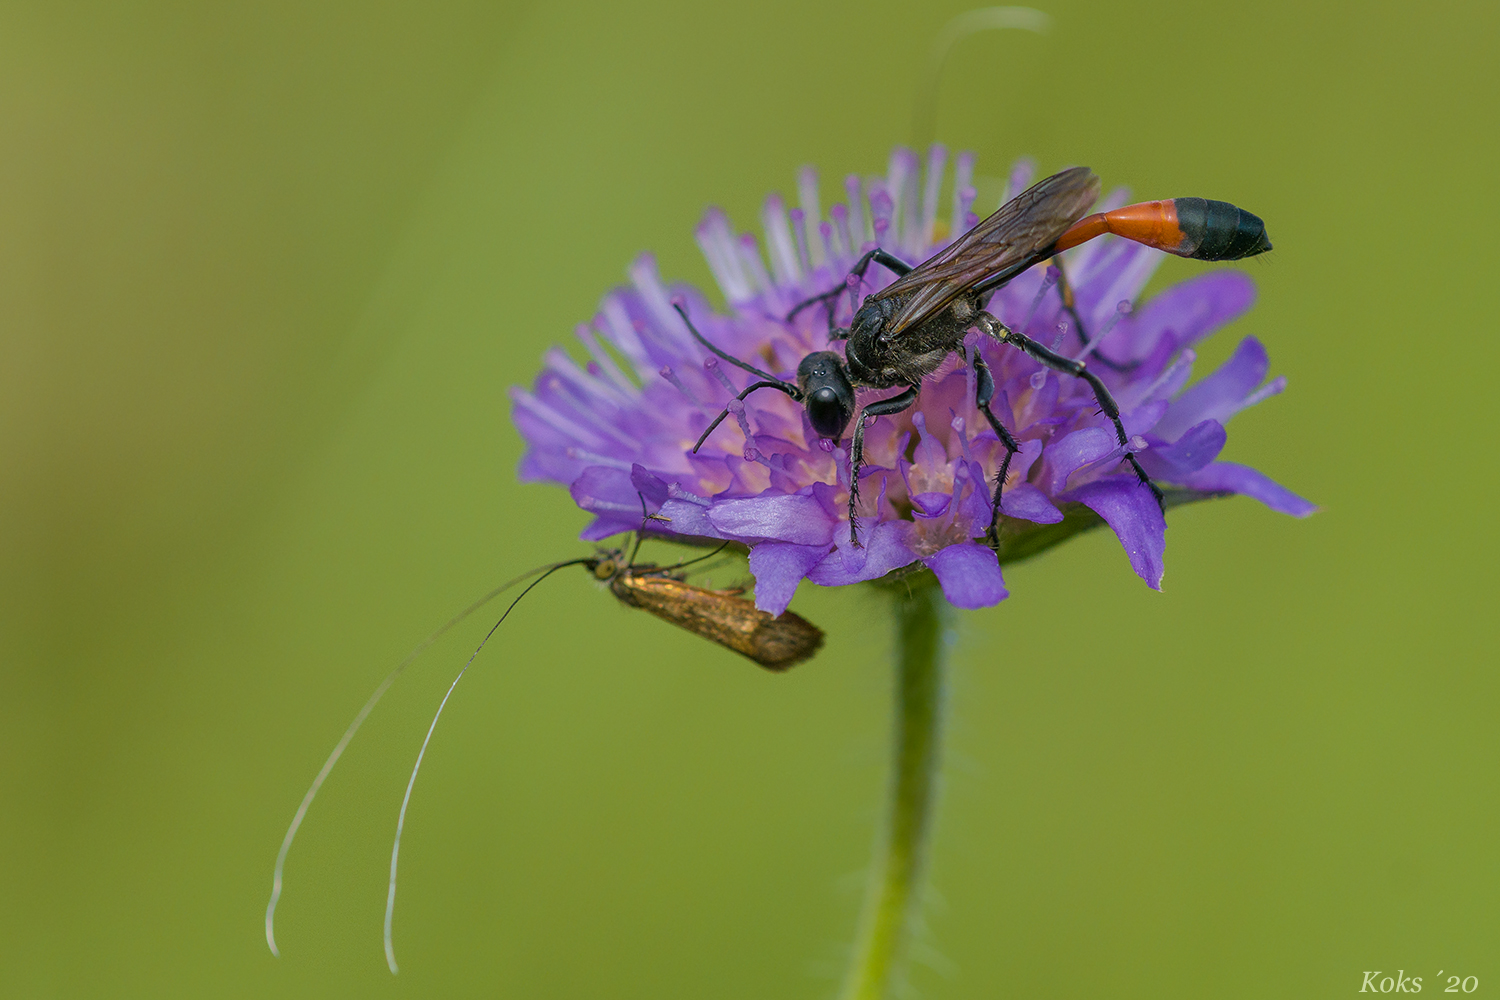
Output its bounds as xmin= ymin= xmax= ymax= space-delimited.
xmin=872 ymin=166 xmax=1101 ymax=338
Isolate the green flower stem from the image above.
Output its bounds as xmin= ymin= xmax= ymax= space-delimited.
xmin=839 ymin=579 xmax=951 ymax=1000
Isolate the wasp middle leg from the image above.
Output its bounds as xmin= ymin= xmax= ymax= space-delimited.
xmin=786 ymin=248 xmax=913 ymax=337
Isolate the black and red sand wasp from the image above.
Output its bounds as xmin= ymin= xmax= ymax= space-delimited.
xmin=265 ymin=528 xmax=819 ymax=970
xmin=675 ymin=166 xmax=1271 ymax=545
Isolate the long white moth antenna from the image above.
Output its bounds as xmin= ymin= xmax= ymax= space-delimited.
xmin=264 ymin=559 xmax=579 ymax=958
xmin=383 ymin=560 xmax=585 ymax=974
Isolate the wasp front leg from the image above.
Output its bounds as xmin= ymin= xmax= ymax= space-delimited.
xmin=847 ymin=386 xmax=919 ymax=547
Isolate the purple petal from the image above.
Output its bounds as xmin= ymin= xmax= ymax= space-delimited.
xmin=1156 ymin=337 xmax=1268 ymax=440
xmin=1000 ymin=482 xmax=1064 ymax=524
xmin=1120 ymin=343 xmax=1195 ymax=410
xmin=569 ymin=466 xmax=640 ymax=516
xmin=580 ymin=516 xmax=638 ymax=542
xmin=1180 ymin=462 xmax=1318 ymax=517
xmin=747 ymin=542 xmax=830 ymax=616
xmin=1005 ymin=158 xmax=1035 ymax=201
xmin=1012 ymin=437 xmax=1044 ymax=479
xmin=1044 ymin=427 xmax=1117 ymax=493
xmin=1074 ymin=241 xmax=1162 ymax=336
xmin=707 ymin=491 xmax=836 ymax=545
xmin=923 ymin=542 xmax=1008 ymax=609
xmin=1118 ymin=272 xmax=1256 ymax=361
xmin=1122 ymin=400 xmax=1169 ymax=439
xmin=656 ymin=496 xmax=721 ymax=539
xmin=911 ymin=492 xmax=951 ymax=518
xmin=512 ymin=411 xmax=592 ymax=484
xmin=1062 ymin=477 xmax=1167 ymax=590
xmin=949 ymin=461 xmax=993 ymax=535
xmin=517 ymin=445 xmax=587 ymax=487
xmin=808 ymin=520 xmax=918 ymax=585
xmin=630 ymin=464 xmax=670 ymax=508
xmin=1138 ymin=419 xmax=1227 ymax=480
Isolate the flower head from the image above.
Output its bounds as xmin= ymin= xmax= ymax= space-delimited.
xmin=512 ymin=147 xmax=1313 ymax=614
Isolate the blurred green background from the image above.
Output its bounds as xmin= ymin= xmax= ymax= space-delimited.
xmin=2 ymin=1 xmax=1495 ymax=997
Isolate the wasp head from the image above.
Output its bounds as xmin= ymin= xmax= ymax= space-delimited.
xmin=796 ymin=351 xmax=856 ymax=441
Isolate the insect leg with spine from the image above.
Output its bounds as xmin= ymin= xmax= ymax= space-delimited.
xmin=975 ymin=311 xmax=1165 ymax=509
xmin=968 ymin=347 xmax=1024 ymax=545
xmin=846 ymin=385 xmax=920 ymax=546
xmin=1049 ymin=257 xmax=1139 ymax=374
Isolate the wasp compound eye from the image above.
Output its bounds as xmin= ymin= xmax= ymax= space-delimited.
xmin=797 ymin=351 xmax=856 ymax=440
xmin=806 ymin=386 xmax=851 ymax=440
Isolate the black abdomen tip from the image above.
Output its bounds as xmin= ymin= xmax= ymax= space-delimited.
xmin=1175 ymin=198 xmax=1273 ymax=260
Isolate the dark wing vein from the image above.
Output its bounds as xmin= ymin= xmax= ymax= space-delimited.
xmin=871 ymin=166 xmax=1101 ymax=337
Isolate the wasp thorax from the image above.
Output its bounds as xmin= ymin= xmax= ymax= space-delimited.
xmin=842 ymin=297 xmax=907 ymax=387
xmin=797 ymin=350 xmax=856 ymax=440
xmin=850 ymin=298 xmax=893 ymax=342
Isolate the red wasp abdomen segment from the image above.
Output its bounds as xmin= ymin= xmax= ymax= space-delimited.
xmin=1052 ymin=198 xmax=1271 ymax=260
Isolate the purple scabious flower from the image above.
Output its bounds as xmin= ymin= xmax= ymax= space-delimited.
xmin=512 ymin=147 xmax=1313 ymax=615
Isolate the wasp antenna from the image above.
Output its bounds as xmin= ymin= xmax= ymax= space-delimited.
xmin=265 ymin=558 xmax=581 ymax=959
xmin=692 ymin=379 xmax=802 ymax=454
xmin=383 ymin=559 xmax=586 ymax=974
xmin=672 ymin=298 xmax=782 ymax=383
xmin=912 ymin=6 xmax=1051 ymax=149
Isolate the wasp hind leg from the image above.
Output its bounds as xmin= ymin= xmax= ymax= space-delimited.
xmin=1050 ymin=259 xmax=1138 ymax=375
xmin=977 ymin=312 xmax=1165 ymax=513
xmin=970 ymin=351 xmax=1023 ymax=547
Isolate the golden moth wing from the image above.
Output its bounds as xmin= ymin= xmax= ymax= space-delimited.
xmin=610 ymin=575 xmax=823 ymax=671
